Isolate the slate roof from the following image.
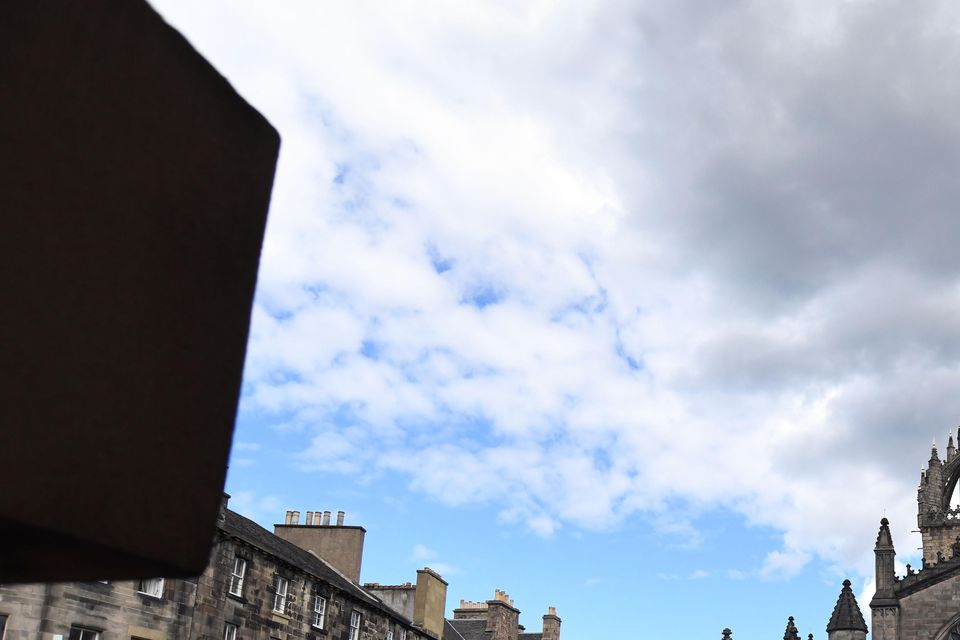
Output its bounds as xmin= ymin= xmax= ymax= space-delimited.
xmin=826 ymin=579 xmax=868 ymax=632
xmin=221 ymin=508 xmax=413 ymax=624
xmin=445 ymin=618 xmax=489 ymax=640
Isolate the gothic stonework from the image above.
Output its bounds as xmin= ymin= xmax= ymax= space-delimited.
xmin=725 ymin=431 xmax=960 ymax=640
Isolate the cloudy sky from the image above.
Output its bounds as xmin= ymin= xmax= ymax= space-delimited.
xmin=154 ymin=1 xmax=960 ymax=637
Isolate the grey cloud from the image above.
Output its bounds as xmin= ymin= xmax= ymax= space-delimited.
xmin=614 ymin=1 xmax=960 ymax=303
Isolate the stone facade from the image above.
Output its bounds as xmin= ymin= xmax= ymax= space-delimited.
xmin=0 ymin=498 xmax=440 ymax=640
xmin=0 ymin=579 xmax=195 ymax=640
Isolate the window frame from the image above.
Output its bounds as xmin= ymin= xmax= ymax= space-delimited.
xmin=349 ymin=610 xmax=361 ymax=640
xmin=272 ymin=575 xmax=289 ymax=613
xmin=387 ymin=631 xmax=394 ymax=640
xmin=69 ymin=626 xmax=101 ymax=640
xmin=224 ymin=622 xmax=238 ymax=640
xmin=228 ymin=556 xmax=247 ymax=597
xmin=399 ymin=629 xmax=407 ymax=640
xmin=312 ymin=593 xmax=327 ymax=629
xmin=136 ymin=577 xmax=165 ymax=598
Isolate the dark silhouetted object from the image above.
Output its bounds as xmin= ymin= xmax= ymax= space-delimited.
xmin=0 ymin=0 xmax=280 ymax=581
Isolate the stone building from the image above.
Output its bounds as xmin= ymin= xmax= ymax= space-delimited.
xmin=724 ymin=431 xmax=960 ymax=640
xmin=0 ymin=497 xmax=446 ymax=640
xmin=868 ymin=433 xmax=960 ymax=640
xmin=442 ymin=590 xmax=560 ymax=640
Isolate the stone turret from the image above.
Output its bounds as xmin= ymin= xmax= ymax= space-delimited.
xmin=826 ymin=579 xmax=867 ymax=640
xmin=919 ymin=440 xmax=943 ymax=517
xmin=916 ymin=430 xmax=960 ymax=564
xmin=870 ymin=518 xmax=900 ymax=640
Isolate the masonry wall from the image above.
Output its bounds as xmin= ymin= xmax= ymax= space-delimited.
xmin=273 ymin=525 xmax=365 ymax=584
xmin=872 ymin=606 xmax=900 ymax=640
xmin=190 ymin=533 xmax=427 ymax=640
xmin=0 ymin=578 xmax=195 ymax=640
xmin=0 ymin=526 xmax=428 ymax=640
xmin=364 ymin=586 xmax=415 ymax=620
xmin=898 ymin=574 xmax=960 ymax=640
xmin=921 ymin=526 xmax=960 ymax=565
xmin=485 ymin=601 xmax=519 ymax=640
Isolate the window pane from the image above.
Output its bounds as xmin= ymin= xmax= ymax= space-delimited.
xmin=350 ymin=611 xmax=361 ymax=640
xmin=224 ymin=623 xmax=238 ymax=640
xmin=273 ymin=576 xmax=288 ymax=612
xmin=137 ymin=577 xmax=164 ymax=597
xmin=313 ymin=594 xmax=326 ymax=627
xmin=229 ymin=557 xmax=246 ymax=596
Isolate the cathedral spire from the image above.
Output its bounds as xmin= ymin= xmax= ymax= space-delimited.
xmin=827 ymin=579 xmax=867 ymax=639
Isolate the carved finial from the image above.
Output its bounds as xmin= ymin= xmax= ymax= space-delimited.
xmin=784 ymin=616 xmax=800 ymax=640
xmin=722 ymin=629 xmax=733 ymax=640
xmin=906 ymin=563 xmax=914 ymax=575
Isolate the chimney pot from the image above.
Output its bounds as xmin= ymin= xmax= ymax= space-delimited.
xmin=337 ymin=510 xmax=345 ymax=526
xmin=323 ymin=510 xmax=331 ymax=525
xmin=291 ymin=510 xmax=301 ymax=525
xmin=306 ymin=511 xmax=314 ymax=525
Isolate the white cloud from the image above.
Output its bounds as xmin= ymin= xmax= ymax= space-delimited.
xmin=760 ymin=550 xmax=811 ymax=581
xmin=411 ymin=544 xmax=436 ymax=562
xmin=410 ymin=544 xmax=459 ymax=577
xmin=152 ymin=0 xmax=960 ymax=584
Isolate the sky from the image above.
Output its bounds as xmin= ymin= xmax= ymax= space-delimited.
xmin=152 ymin=2 xmax=960 ymax=638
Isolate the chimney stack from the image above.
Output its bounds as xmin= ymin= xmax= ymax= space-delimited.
xmin=275 ymin=508 xmax=366 ymax=582
xmin=413 ymin=568 xmax=448 ymax=639
xmin=542 ymin=607 xmax=561 ymax=640
xmin=485 ymin=590 xmax=519 ymax=640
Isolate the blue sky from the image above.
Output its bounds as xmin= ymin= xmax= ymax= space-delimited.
xmin=152 ymin=2 xmax=960 ymax=637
